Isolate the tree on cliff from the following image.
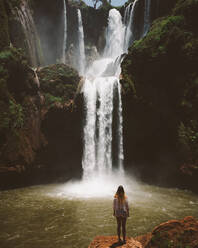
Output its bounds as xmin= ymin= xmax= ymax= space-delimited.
xmin=91 ymin=0 xmax=111 ymax=8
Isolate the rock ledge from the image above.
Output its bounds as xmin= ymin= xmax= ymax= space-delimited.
xmin=88 ymin=236 xmax=142 ymax=248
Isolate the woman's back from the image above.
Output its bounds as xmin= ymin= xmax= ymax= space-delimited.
xmin=113 ymin=197 xmax=129 ymax=217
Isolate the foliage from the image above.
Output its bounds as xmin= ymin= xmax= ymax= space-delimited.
xmin=44 ymin=93 xmax=63 ymax=108
xmin=173 ymin=0 xmax=198 ymax=34
xmin=0 ymin=99 xmax=24 ymax=132
xmin=0 ymin=0 xmax=10 ymax=50
xmin=121 ymin=0 xmax=198 ymax=168
xmin=38 ymin=64 xmax=80 ymax=108
xmin=0 ymin=47 xmax=28 ymax=148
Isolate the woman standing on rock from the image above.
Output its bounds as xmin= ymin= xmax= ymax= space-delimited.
xmin=113 ymin=185 xmax=129 ymax=244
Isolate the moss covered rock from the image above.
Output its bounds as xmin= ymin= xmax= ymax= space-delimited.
xmin=121 ymin=0 xmax=198 ymax=182
xmin=38 ymin=63 xmax=80 ymax=108
xmin=0 ymin=47 xmax=45 ymax=168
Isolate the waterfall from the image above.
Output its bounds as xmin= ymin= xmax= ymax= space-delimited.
xmin=124 ymin=0 xmax=139 ymax=52
xmin=16 ymin=1 xmax=42 ymax=67
xmin=123 ymin=3 xmax=132 ymax=25
xmin=82 ymin=9 xmax=124 ymax=180
xmin=62 ymin=0 xmax=67 ymax=63
xmin=104 ymin=9 xmax=125 ymax=59
xmin=143 ymin=0 xmax=151 ymax=36
xmin=117 ymin=82 xmax=124 ymax=172
xmin=77 ymin=9 xmax=86 ymax=76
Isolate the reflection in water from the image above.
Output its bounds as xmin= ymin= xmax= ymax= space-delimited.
xmin=0 ymin=178 xmax=198 ymax=248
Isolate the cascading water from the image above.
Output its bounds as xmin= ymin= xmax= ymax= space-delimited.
xmin=16 ymin=1 xmax=42 ymax=67
xmin=104 ymin=9 xmax=125 ymax=59
xmin=82 ymin=9 xmax=125 ymax=180
xmin=123 ymin=2 xmax=132 ymax=25
xmin=124 ymin=0 xmax=139 ymax=52
xmin=77 ymin=9 xmax=86 ymax=76
xmin=63 ymin=6 xmax=152 ymax=197
xmin=143 ymin=0 xmax=151 ymax=36
xmin=62 ymin=0 xmax=67 ymax=63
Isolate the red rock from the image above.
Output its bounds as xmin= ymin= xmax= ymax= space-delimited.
xmin=136 ymin=216 xmax=198 ymax=248
xmin=88 ymin=236 xmax=142 ymax=248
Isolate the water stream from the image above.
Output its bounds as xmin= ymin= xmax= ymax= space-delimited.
xmin=143 ymin=0 xmax=151 ymax=36
xmin=62 ymin=0 xmax=67 ymax=63
xmin=16 ymin=1 xmax=41 ymax=67
xmin=124 ymin=0 xmax=139 ymax=51
xmin=77 ymin=9 xmax=86 ymax=76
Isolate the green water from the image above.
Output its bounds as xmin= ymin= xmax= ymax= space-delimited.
xmin=0 ymin=181 xmax=198 ymax=248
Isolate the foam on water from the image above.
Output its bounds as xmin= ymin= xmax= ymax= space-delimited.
xmin=55 ymin=173 xmax=139 ymax=199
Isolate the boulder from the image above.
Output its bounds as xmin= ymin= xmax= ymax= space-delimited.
xmin=136 ymin=216 xmax=198 ymax=248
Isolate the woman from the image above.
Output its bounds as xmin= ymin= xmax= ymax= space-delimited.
xmin=113 ymin=185 xmax=129 ymax=244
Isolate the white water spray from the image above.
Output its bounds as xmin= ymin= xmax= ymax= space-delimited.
xmin=77 ymin=9 xmax=86 ymax=76
xmin=62 ymin=0 xmax=67 ymax=63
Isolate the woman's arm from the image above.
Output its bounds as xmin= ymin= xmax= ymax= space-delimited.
xmin=113 ymin=198 xmax=116 ymax=216
xmin=125 ymin=200 xmax=129 ymax=217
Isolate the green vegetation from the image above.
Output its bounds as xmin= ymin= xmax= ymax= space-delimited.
xmin=0 ymin=99 xmax=24 ymax=131
xmin=38 ymin=64 xmax=80 ymax=108
xmin=0 ymin=0 xmax=10 ymax=50
xmin=0 ymin=42 xmax=80 ymax=167
xmin=122 ymin=0 xmax=198 ymax=170
xmin=0 ymin=48 xmax=28 ymax=151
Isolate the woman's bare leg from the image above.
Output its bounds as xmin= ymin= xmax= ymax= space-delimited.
xmin=116 ymin=217 xmax=121 ymax=242
xmin=121 ymin=217 xmax=127 ymax=242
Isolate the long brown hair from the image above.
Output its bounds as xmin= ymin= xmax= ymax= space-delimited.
xmin=114 ymin=185 xmax=126 ymax=204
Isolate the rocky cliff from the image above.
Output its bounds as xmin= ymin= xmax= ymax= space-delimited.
xmin=0 ymin=46 xmax=81 ymax=188
xmin=0 ymin=0 xmax=43 ymax=66
xmin=121 ymin=0 xmax=198 ymax=191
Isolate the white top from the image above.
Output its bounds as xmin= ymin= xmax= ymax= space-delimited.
xmin=113 ymin=198 xmax=129 ymax=217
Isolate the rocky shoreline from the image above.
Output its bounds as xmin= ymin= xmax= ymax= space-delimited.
xmin=89 ymin=216 xmax=198 ymax=248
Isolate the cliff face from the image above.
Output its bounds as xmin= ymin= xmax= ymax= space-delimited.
xmin=0 ymin=0 xmax=10 ymax=50
xmin=0 ymin=0 xmax=43 ymax=66
xmin=121 ymin=0 xmax=198 ymax=190
xmin=0 ymin=48 xmax=45 ymax=172
xmin=0 ymin=46 xmax=81 ymax=188
xmin=36 ymin=64 xmax=83 ymax=180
